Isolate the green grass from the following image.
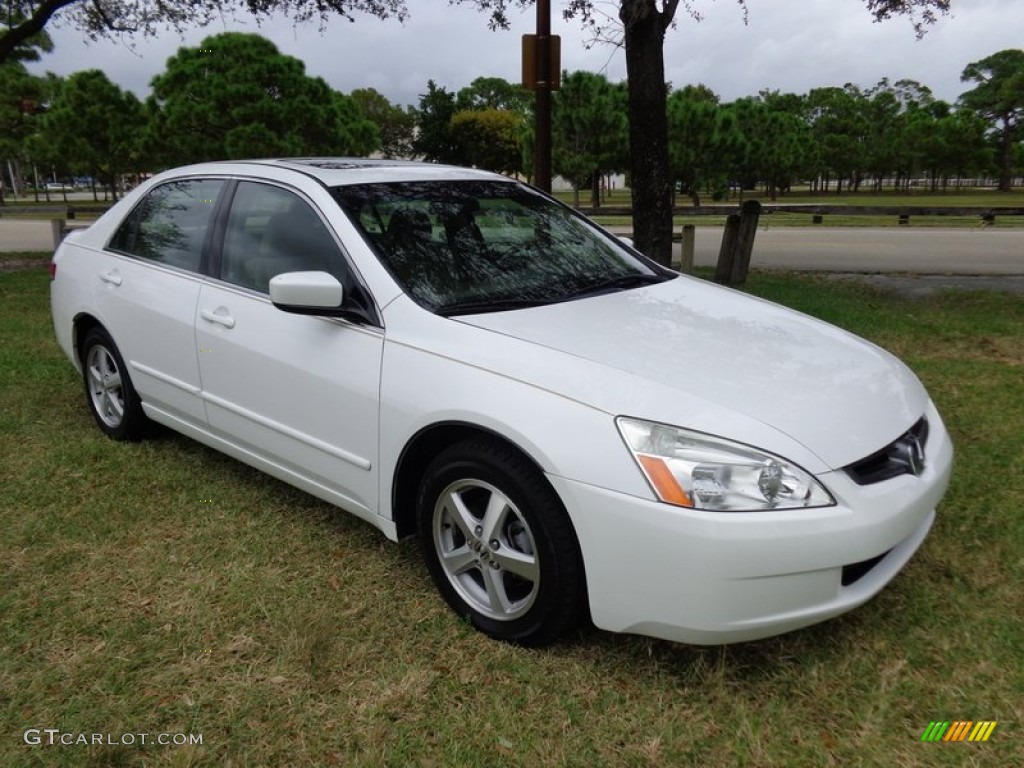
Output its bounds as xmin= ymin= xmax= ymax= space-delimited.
xmin=1 ymin=268 xmax=1022 ymax=767
xmin=0 ymin=250 xmax=51 ymax=264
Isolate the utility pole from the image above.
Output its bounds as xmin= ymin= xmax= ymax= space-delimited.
xmin=534 ymin=0 xmax=552 ymax=193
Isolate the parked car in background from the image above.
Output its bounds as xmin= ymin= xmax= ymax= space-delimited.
xmin=49 ymin=158 xmax=953 ymax=646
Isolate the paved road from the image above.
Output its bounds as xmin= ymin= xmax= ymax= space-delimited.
xmin=0 ymin=219 xmax=60 ymax=252
xmin=3 ymin=218 xmax=1023 ymax=275
xmin=667 ymin=226 xmax=1024 ymax=274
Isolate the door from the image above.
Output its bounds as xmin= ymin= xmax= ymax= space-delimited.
xmin=194 ymin=180 xmax=383 ymax=517
xmin=100 ymin=178 xmax=226 ymax=426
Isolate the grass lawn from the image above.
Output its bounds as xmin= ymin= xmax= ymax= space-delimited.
xmin=1 ymin=266 xmax=1021 ymax=767
xmin=0 ymin=251 xmax=53 ymax=264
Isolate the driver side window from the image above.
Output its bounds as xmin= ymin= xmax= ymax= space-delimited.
xmin=220 ymin=182 xmax=346 ymax=293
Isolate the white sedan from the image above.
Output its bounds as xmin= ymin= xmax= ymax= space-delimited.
xmin=50 ymin=159 xmax=953 ymax=646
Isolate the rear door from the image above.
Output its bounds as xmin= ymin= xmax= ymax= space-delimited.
xmin=100 ymin=178 xmax=225 ymax=426
xmin=194 ymin=180 xmax=384 ymax=518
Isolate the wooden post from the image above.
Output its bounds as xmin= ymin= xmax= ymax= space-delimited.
xmin=714 ymin=214 xmax=740 ymax=284
xmin=730 ymin=200 xmax=762 ymax=286
xmin=680 ymin=224 xmax=695 ymax=274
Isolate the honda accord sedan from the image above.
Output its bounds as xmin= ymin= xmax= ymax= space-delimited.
xmin=50 ymin=158 xmax=953 ymax=646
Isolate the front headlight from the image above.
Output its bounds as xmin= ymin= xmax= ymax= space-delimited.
xmin=616 ymin=417 xmax=835 ymax=512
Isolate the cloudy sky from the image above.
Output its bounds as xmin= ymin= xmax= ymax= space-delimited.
xmin=25 ymin=0 xmax=1023 ymax=108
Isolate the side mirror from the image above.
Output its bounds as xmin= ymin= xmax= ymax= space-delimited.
xmin=269 ymin=271 xmax=344 ymax=315
xmin=618 ymin=236 xmax=634 ymax=248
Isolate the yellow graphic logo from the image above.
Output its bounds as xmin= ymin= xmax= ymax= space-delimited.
xmin=920 ymin=721 xmax=997 ymax=742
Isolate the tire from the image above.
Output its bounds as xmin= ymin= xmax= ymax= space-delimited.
xmin=81 ymin=327 xmax=148 ymax=441
xmin=417 ymin=437 xmax=586 ymax=646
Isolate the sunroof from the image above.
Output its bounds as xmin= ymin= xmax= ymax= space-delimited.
xmin=277 ymin=158 xmax=404 ymax=170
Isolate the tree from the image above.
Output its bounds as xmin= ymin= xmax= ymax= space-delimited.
xmin=960 ymin=49 xmax=1024 ymax=191
xmin=0 ymin=8 xmax=53 ymax=63
xmin=456 ymin=76 xmax=532 ymax=115
xmin=0 ymin=61 xmax=45 ymax=198
xmin=350 ymin=87 xmax=416 ymax=158
xmin=861 ymin=79 xmax=923 ymax=191
xmin=412 ymin=80 xmax=459 ymax=163
xmin=40 ymin=69 xmax=145 ymax=200
xmin=551 ymin=71 xmax=628 ymax=206
xmin=148 ymin=33 xmax=377 ymax=164
xmin=927 ymin=107 xmax=991 ymax=190
xmin=451 ymin=77 xmax=532 ymax=174
xmin=451 ymin=108 xmax=525 ymax=173
xmin=807 ymin=85 xmax=870 ymax=193
xmin=460 ymin=0 xmax=951 ymax=266
xmin=727 ymin=94 xmax=809 ymax=201
xmin=0 ymin=1 xmax=407 ymax=65
xmin=667 ymin=85 xmax=740 ymax=206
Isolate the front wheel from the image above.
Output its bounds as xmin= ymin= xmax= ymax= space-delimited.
xmin=81 ymin=327 xmax=148 ymax=441
xmin=417 ymin=437 xmax=586 ymax=646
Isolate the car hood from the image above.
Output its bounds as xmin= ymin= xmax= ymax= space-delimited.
xmin=457 ymin=276 xmax=928 ymax=470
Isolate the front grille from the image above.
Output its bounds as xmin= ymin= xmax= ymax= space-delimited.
xmin=845 ymin=417 xmax=929 ymax=486
xmin=841 ymin=551 xmax=890 ymax=586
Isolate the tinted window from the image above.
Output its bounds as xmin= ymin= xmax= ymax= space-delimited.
xmin=333 ymin=180 xmax=668 ymax=314
xmin=220 ymin=182 xmax=346 ymax=294
xmin=109 ymin=179 xmax=224 ymax=271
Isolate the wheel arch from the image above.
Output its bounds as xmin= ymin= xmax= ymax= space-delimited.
xmin=391 ymin=421 xmax=551 ymax=540
xmin=71 ymin=312 xmax=105 ymax=366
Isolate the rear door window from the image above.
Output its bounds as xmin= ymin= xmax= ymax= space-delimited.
xmin=109 ymin=179 xmax=225 ymax=272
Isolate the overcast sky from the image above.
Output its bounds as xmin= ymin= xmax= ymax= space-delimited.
xmin=25 ymin=0 xmax=1023 ymax=108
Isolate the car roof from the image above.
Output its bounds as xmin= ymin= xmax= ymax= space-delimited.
xmin=167 ymin=158 xmax=511 ymax=187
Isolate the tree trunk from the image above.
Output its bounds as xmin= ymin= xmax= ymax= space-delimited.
xmin=621 ymin=1 xmax=673 ymax=267
xmin=998 ymin=116 xmax=1013 ymax=192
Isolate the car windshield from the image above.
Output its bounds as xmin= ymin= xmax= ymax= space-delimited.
xmin=332 ymin=180 xmax=672 ymax=315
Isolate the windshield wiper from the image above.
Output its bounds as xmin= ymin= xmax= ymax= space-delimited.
xmin=435 ymin=296 xmax=558 ymax=317
xmin=572 ymin=272 xmax=673 ymax=299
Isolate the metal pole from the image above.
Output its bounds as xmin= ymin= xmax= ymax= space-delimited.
xmin=534 ymin=0 xmax=552 ymax=193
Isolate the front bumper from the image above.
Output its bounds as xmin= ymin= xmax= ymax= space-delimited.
xmin=550 ymin=406 xmax=954 ymax=645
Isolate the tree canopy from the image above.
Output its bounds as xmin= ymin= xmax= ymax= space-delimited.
xmin=350 ymin=87 xmax=416 ymax=159
xmin=960 ymin=49 xmax=1024 ymax=191
xmin=147 ymin=32 xmax=377 ymax=163
xmin=40 ymin=69 xmax=145 ymax=199
xmin=0 ymin=1 xmax=407 ymax=65
xmin=551 ymin=71 xmax=628 ymax=206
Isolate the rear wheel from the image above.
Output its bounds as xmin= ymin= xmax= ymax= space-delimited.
xmin=417 ymin=437 xmax=585 ymax=646
xmin=81 ymin=327 xmax=148 ymax=441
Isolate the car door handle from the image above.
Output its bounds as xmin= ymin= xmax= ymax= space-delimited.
xmin=99 ymin=270 xmax=122 ymax=286
xmin=200 ymin=308 xmax=236 ymax=329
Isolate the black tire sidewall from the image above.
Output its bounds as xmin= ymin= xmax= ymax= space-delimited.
xmin=417 ymin=439 xmax=583 ymax=646
xmin=81 ymin=327 xmax=145 ymax=441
